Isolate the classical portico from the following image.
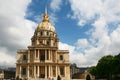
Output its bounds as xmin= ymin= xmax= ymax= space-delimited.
xmin=16 ymin=9 xmax=70 ymax=80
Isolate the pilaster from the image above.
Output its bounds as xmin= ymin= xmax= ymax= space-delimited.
xmin=37 ymin=66 xmax=39 ymax=77
xmin=19 ymin=65 xmax=21 ymax=78
xmin=27 ymin=65 xmax=29 ymax=78
xmin=45 ymin=66 xmax=47 ymax=78
xmin=34 ymin=65 xmax=36 ymax=78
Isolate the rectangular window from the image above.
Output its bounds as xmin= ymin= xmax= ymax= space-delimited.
xmin=22 ymin=67 xmax=26 ymax=75
xmin=40 ymin=31 xmax=43 ymax=36
xmin=36 ymin=50 xmax=38 ymax=58
xmin=60 ymin=67 xmax=64 ymax=76
xmin=40 ymin=50 xmax=45 ymax=61
xmin=47 ymin=41 xmax=49 ymax=46
xmin=29 ymin=68 xmax=32 ymax=75
xmin=23 ymin=54 xmax=27 ymax=61
xmin=53 ymin=66 xmax=56 ymax=77
xmin=60 ymin=55 xmax=63 ymax=60
xmin=47 ymin=31 xmax=49 ymax=36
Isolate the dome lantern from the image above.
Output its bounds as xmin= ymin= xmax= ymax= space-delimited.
xmin=36 ymin=8 xmax=56 ymax=32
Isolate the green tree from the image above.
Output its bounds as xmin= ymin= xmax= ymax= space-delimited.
xmin=96 ymin=55 xmax=113 ymax=79
xmin=89 ymin=66 xmax=97 ymax=76
xmin=113 ymin=53 xmax=120 ymax=74
xmin=89 ymin=53 xmax=120 ymax=79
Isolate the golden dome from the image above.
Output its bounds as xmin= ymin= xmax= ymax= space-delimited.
xmin=36 ymin=21 xmax=56 ymax=32
xmin=36 ymin=10 xmax=56 ymax=32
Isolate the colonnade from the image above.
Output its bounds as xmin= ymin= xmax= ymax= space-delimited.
xmin=28 ymin=49 xmax=56 ymax=62
xmin=18 ymin=65 xmax=60 ymax=79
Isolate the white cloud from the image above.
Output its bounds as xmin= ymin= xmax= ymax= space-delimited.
xmin=69 ymin=0 xmax=102 ymax=26
xmin=66 ymin=0 xmax=120 ymax=67
xmin=75 ymin=39 xmax=88 ymax=49
xmin=59 ymin=42 xmax=95 ymax=67
xmin=109 ymin=25 xmax=120 ymax=54
xmin=50 ymin=0 xmax=62 ymax=12
xmin=0 ymin=0 xmax=120 ymax=68
xmin=69 ymin=0 xmax=120 ymax=26
xmin=0 ymin=47 xmax=16 ymax=67
xmin=49 ymin=13 xmax=57 ymax=25
xmin=59 ymin=42 xmax=75 ymax=54
xmin=49 ymin=0 xmax=62 ymax=25
xmin=0 ymin=0 xmax=37 ymax=66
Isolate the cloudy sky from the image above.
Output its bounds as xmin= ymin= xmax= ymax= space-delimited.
xmin=0 ymin=0 xmax=120 ymax=67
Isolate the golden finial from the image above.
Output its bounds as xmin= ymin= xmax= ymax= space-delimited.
xmin=42 ymin=7 xmax=49 ymax=22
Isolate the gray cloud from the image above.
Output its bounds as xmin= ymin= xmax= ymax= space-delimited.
xmin=0 ymin=0 xmax=37 ymax=66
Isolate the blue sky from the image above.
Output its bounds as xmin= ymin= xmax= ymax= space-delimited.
xmin=26 ymin=0 xmax=90 ymax=45
xmin=0 ymin=0 xmax=120 ymax=67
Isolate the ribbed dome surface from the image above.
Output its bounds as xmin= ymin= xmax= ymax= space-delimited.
xmin=36 ymin=21 xmax=56 ymax=32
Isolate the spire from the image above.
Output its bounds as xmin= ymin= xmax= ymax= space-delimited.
xmin=42 ymin=7 xmax=49 ymax=22
xmin=45 ymin=6 xmax=47 ymax=14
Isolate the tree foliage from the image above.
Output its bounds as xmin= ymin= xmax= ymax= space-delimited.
xmin=89 ymin=53 xmax=120 ymax=79
xmin=89 ymin=66 xmax=97 ymax=76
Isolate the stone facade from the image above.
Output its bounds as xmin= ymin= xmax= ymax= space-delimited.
xmin=16 ymin=10 xmax=70 ymax=80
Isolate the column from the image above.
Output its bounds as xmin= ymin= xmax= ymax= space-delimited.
xmin=51 ymin=66 xmax=53 ymax=77
xmin=49 ymin=50 xmax=50 ymax=60
xmin=34 ymin=49 xmax=36 ymax=60
xmin=45 ymin=50 xmax=47 ymax=60
xmin=27 ymin=65 xmax=29 ymax=78
xmin=19 ymin=65 xmax=21 ymax=78
xmin=28 ymin=50 xmax=30 ymax=62
xmin=64 ymin=66 xmax=66 ymax=77
xmin=38 ymin=50 xmax=39 ymax=60
xmin=16 ymin=67 xmax=18 ymax=77
xmin=51 ymin=50 xmax=52 ymax=62
xmin=43 ymin=40 xmax=45 ymax=44
xmin=37 ymin=66 xmax=39 ymax=77
xmin=58 ymin=66 xmax=60 ymax=75
xmin=34 ymin=65 xmax=36 ymax=78
xmin=55 ymin=51 xmax=57 ymax=62
xmin=49 ymin=65 xmax=51 ymax=77
xmin=56 ymin=65 xmax=57 ymax=77
xmin=45 ymin=66 xmax=47 ymax=78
